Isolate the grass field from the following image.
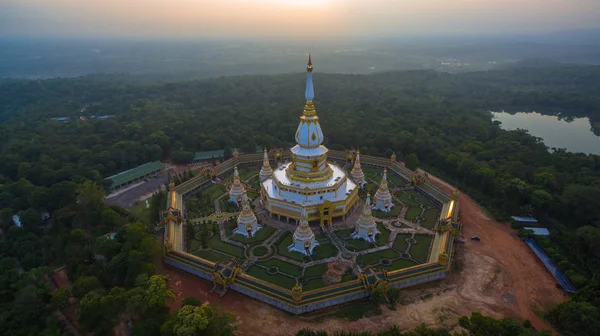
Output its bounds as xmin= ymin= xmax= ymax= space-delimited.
xmin=421 ymin=208 xmax=440 ymax=229
xmin=380 ymin=258 xmax=418 ymax=271
xmin=311 ymin=242 xmax=339 ymax=260
xmin=397 ymin=192 xmax=421 ymax=207
xmin=246 ymin=266 xmax=297 ymax=289
xmin=410 ymin=234 xmax=434 ymax=263
xmin=257 ymin=259 xmax=303 ymax=277
xmin=219 ymin=197 xmax=239 ymax=213
xmin=405 ymin=206 xmax=422 ymax=221
xmin=186 ymin=183 xmax=228 ymax=216
xmin=207 ymin=232 xmax=245 ymax=258
xmin=223 ymin=166 xmax=258 ymax=182
xmin=230 ymin=226 xmax=275 ymax=244
xmin=359 ymin=249 xmax=398 ymax=266
xmin=392 ymin=233 xmax=413 ymax=252
xmin=343 ymin=237 xmax=376 ymax=251
xmin=276 ymin=232 xmax=308 ymax=262
xmin=377 ymin=222 xmax=391 ymax=244
xmin=304 ymin=263 xmax=329 ymax=277
xmin=372 ymin=204 xmax=402 ymax=218
xmin=192 ymin=249 xmax=237 ymax=263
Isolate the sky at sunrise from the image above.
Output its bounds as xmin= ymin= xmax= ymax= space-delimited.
xmin=1 ymin=0 xmax=600 ymax=39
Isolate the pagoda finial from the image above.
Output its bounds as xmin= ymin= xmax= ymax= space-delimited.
xmin=305 ymin=54 xmax=314 ymax=103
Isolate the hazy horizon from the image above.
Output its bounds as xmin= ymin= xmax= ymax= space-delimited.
xmin=2 ymin=0 xmax=600 ymax=40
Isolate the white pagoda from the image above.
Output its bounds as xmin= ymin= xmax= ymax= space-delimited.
xmin=288 ymin=206 xmax=318 ymax=255
xmin=234 ymin=193 xmax=261 ymax=237
xmin=229 ymin=166 xmax=246 ymax=203
xmin=259 ymin=148 xmax=273 ymax=182
xmin=353 ymin=194 xmax=379 ymax=242
xmin=350 ymin=150 xmax=366 ymax=187
xmin=373 ymin=168 xmax=394 ymax=212
xmin=261 ymin=55 xmax=359 ymax=227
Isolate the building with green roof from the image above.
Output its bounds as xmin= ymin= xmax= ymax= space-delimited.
xmin=106 ymin=161 xmax=167 ymax=190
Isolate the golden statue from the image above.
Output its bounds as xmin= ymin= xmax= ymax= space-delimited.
xmin=439 ymin=253 xmax=449 ymax=267
xmin=451 ymin=189 xmax=460 ymax=201
xmin=292 ymin=282 xmax=303 ymax=302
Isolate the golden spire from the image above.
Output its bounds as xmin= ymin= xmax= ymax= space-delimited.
xmin=307 ymin=53 xmax=313 ymax=72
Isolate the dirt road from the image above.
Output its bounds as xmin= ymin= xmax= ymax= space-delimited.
xmin=159 ymin=173 xmax=567 ymax=335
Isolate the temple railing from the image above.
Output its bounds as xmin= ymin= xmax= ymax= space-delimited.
xmin=162 ymin=150 xmax=459 ymax=314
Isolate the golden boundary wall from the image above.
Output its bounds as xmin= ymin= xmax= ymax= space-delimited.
xmin=162 ymin=151 xmax=461 ymax=314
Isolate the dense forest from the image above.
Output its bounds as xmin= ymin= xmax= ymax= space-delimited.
xmin=1 ymin=64 xmax=600 ymax=335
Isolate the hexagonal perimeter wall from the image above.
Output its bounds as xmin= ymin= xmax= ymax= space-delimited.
xmin=162 ymin=150 xmax=460 ymax=314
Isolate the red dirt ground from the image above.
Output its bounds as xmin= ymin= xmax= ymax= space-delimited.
xmin=158 ymin=170 xmax=567 ymax=335
xmin=423 ymin=171 xmax=567 ymax=331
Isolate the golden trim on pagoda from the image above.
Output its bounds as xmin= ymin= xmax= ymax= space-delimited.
xmin=289 ymin=206 xmax=318 ymax=255
xmin=235 ymin=193 xmax=261 ymax=237
xmin=259 ymin=147 xmax=273 ymax=182
xmin=353 ymin=194 xmax=379 ymax=242
xmin=350 ymin=150 xmax=366 ymax=186
xmin=373 ymin=168 xmax=393 ymax=212
xmin=229 ymin=166 xmax=246 ymax=203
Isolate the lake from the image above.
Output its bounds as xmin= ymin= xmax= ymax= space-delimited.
xmin=492 ymin=111 xmax=600 ymax=155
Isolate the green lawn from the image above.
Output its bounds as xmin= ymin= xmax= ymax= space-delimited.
xmin=303 ymin=278 xmax=327 ymax=291
xmin=413 ymin=192 xmax=435 ymax=207
xmin=224 ymin=220 xmax=237 ymax=237
xmin=246 ymin=266 xmax=297 ymax=289
xmin=379 ymin=258 xmax=418 ymax=271
xmin=392 ymin=233 xmax=413 ymax=252
xmin=230 ymin=226 xmax=275 ymax=244
xmin=192 ymin=249 xmax=237 ymax=263
xmin=186 ymin=183 xmax=228 ymax=217
xmin=253 ymin=246 xmax=268 ymax=256
xmin=360 ymin=249 xmax=399 ymax=266
xmin=405 ymin=207 xmax=422 ymax=221
xmin=207 ymin=232 xmax=245 ymax=258
xmin=397 ymin=192 xmax=421 ymax=207
xmin=372 ymin=204 xmax=402 ymax=218
xmin=219 ymin=197 xmax=239 ymax=213
xmin=276 ymin=232 xmax=309 ymax=262
xmin=343 ymin=237 xmax=376 ymax=252
xmin=341 ymin=272 xmax=356 ymax=283
xmin=334 ymin=228 xmax=355 ymax=238
xmin=223 ymin=166 xmax=257 ymax=182
xmin=304 ymin=263 xmax=329 ymax=277
xmin=409 ymin=234 xmax=434 ymax=263
xmin=342 ymin=222 xmax=390 ymax=251
xmin=387 ymin=174 xmax=406 ymax=188
xmin=257 ymin=259 xmax=303 ymax=277
xmin=421 ymin=208 xmax=440 ymax=229
xmin=377 ymin=222 xmax=391 ymax=244
xmin=311 ymin=243 xmax=339 ymax=260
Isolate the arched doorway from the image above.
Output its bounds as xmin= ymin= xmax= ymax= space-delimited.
xmin=319 ymin=200 xmax=334 ymax=228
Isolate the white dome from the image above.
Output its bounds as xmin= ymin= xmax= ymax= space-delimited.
xmin=295 ymin=117 xmax=324 ymax=148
